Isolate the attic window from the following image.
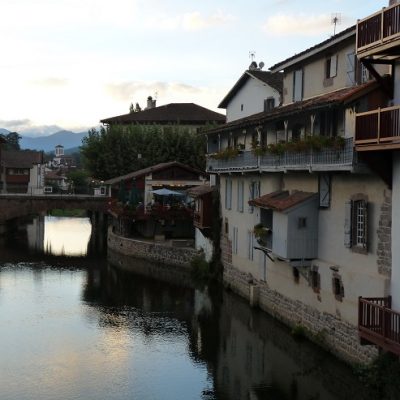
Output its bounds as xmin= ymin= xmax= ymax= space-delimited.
xmin=298 ymin=217 xmax=307 ymax=229
xmin=325 ymin=55 xmax=338 ymax=79
xmin=264 ymin=97 xmax=275 ymax=112
xmin=240 ymin=104 xmax=244 ymax=111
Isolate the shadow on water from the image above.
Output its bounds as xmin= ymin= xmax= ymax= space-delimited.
xmin=97 ymin=252 xmax=375 ymax=400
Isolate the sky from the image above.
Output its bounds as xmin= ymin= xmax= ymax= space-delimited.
xmin=0 ymin=0 xmax=388 ymax=135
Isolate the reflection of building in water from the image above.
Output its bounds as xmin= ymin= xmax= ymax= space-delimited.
xmin=26 ymin=214 xmax=45 ymax=252
xmin=216 ymin=292 xmax=370 ymax=400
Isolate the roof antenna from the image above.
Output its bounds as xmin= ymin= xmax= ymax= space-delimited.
xmin=331 ymin=13 xmax=341 ymax=36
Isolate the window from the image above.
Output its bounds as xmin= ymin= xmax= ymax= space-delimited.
xmin=298 ymin=217 xmax=307 ymax=229
xmin=319 ymin=174 xmax=331 ymax=208
xmin=293 ymin=267 xmax=300 ymax=284
xmin=310 ymin=269 xmax=321 ymax=293
xmin=325 ymin=54 xmax=338 ymax=79
xmin=332 ymin=274 xmax=344 ymax=301
xmin=247 ymin=230 xmax=254 ymax=261
xmin=232 ymin=227 xmax=238 ymax=254
xmin=248 ymin=181 xmax=260 ymax=213
xmin=264 ymin=97 xmax=275 ymax=112
xmin=240 ymin=104 xmax=244 ymax=111
xmin=225 ymin=178 xmax=232 ymax=210
xmin=237 ymin=180 xmax=244 ymax=212
xmin=344 ymin=196 xmax=368 ymax=253
xmin=224 ymin=218 xmax=229 ymax=235
xmin=293 ymin=68 xmax=303 ymax=102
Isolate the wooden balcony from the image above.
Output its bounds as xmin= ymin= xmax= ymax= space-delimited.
xmin=359 ymin=296 xmax=400 ymax=356
xmin=357 ymin=3 xmax=400 ymax=58
xmin=355 ymin=105 xmax=400 ymax=151
xmin=206 ymin=138 xmax=355 ymax=173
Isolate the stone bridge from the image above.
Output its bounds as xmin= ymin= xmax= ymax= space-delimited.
xmin=0 ymin=194 xmax=110 ymax=223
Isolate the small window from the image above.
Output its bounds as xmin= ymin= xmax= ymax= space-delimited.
xmin=225 ymin=178 xmax=232 ymax=210
xmin=224 ymin=218 xmax=229 ymax=235
xmin=344 ymin=196 xmax=368 ymax=254
xmin=325 ymin=54 xmax=338 ymax=79
xmin=310 ymin=269 xmax=320 ymax=293
xmin=240 ymin=104 xmax=244 ymax=111
xmin=237 ymin=180 xmax=244 ymax=212
xmin=264 ymin=97 xmax=275 ymax=112
xmin=298 ymin=217 xmax=307 ymax=229
xmin=293 ymin=267 xmax=300 ymax=284
xmin=332 ymin=275 xmax=344 ymax=301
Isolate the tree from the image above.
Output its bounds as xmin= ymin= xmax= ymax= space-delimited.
xmin=5 ymin=132 xmax=21 ymax=150
xmin=80 ymin=124 xmax=207 ymax=180
xmin=129 ymin=102 xmax=142 ymax=113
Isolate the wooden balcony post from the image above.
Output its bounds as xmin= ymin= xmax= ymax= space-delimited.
xmin=377 ymin=107 xmax=381 ymax=144
xmin=381 ymin=8 xmax=385 ymax=44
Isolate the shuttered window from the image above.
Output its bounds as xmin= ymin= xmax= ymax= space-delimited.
xmin=293 ymin=69 xmax=303 ymax=102
xmin=237 ymin=180 xmax=244 ymax=212
xmin=225 ymin=178 xmax=232 ymax=210
xmin=319 ymin=174 xmax=331 ymax=208
xmin=248 ymin=181 xmax=260 ymax=213
xmin=344 ymin=197 xmax=368 ymax=253
xmin=232 ymin=226 xmax=238 ymax=255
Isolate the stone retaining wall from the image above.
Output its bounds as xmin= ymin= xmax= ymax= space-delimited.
xmin=223 ymin=263 xmax=378 ymax=365
xmin=108 ymin=229 xmax=198 ymax=269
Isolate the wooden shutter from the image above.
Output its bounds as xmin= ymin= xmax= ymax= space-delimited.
xmin=363 ymin=200 xmax=368 ymax=250
xmin=319 ymin=174 xmax=331 ymax=208
xmin=248 ymin=183 xmax=254 ymax=213
xmin=346 ymin=51 xmax=356 ymax=86
xmin=330 ymin=54 xmax=338 ymax=78
xmin=344 ymin=200 xmax=352 ymax=248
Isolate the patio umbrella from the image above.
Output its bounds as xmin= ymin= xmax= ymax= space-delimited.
xmin=150 ymin=188 xmax=184 ymax=196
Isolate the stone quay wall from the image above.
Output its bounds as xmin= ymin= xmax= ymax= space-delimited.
xmin=108 ymin=229 xmax=198 ymax=269
xmin=223 ymin=264 xmax=378 ymax=365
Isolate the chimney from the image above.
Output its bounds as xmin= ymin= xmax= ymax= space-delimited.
xmin=146 ymin=96 xmax=156 ymax=109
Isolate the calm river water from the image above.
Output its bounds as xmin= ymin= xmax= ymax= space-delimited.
xmin=0 ymin=216 xmax=383 ymax=400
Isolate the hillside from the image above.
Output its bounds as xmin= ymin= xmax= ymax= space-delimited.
xmin=19 ymin=130 xmax=88 ymax=152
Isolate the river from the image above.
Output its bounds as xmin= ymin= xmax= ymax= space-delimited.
xmin=0 ymin=216 xmax=384 ymax=399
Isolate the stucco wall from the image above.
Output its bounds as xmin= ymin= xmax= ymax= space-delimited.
xmin=391 ymin=152 xmax=400 ymax=309
xmin=226 ymin=77 xmax=280 ymax=123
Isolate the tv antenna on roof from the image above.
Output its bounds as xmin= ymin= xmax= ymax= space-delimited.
xmin=331 ymin=13 xmax=341 ymax=35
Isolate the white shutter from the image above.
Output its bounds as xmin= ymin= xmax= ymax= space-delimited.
xmin=319 ymin=174 xmax=331 ymax=208
xmin=344 ymin=200 xmax=352 ymax=248
xmin=330 ymin=54 xmax=338 ymax=78
xmin=346 ymin=51 xmax=356 ymax=86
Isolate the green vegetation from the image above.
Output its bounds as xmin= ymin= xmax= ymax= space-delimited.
xmin=81 ymin=125 xmax=207 ymax=180
xmin=354 ymin=353 xmax=400 ymax=399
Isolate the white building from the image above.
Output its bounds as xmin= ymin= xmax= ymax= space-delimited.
xmin=206 ymin=26 xmax=391 ymax=364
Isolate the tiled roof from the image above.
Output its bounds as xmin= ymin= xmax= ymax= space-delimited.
xmin=101 ymin=103 xmax=226 ymax=125
xmin=104 ymin=161 xmax=205 ymax=185
xmin=219 ymin=71 xmax=283 ymax=108
xmin=206 ymin=80 xmax=379 ymax=135
xmin=249 ymin=190 xmax=316 ymax=212
xmin=270 ymin=25 xmax=356 ymax=72
xmin=2 ymin=150 xmax=43 ymax=168
xmin=187 ymin=185 xmax=214 ymax=197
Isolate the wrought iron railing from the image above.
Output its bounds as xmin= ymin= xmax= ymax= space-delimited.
xmin=206 ymin=138 xmax=355 ymax=172
xmin=357 ymin=3 xmax=400 ymax=53
xmin=355 ymin=105 xmax=400 ymax=146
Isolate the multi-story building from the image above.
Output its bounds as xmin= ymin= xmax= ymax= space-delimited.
xmin=204 ymin=26 xmax=392 ymax=364
xmin=354 ymin=0 xmax=400 ymax=356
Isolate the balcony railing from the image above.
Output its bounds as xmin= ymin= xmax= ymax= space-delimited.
xmin=206 ymin=137 xmax=355 ymax=173
xmin=355 ymin=105 xmax=400 ymax=149
xmin=359 ymin=296 xmax=400 ymax=356
xmin=357 ymin=3 xmax=400 ymax=54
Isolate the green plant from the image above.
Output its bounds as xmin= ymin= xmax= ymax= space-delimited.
xmin=252 ymin=146 xmax=267 ymax=156
xmin=211 ymin=147 xmax=240 ymax=160
xmin=291 ymin=324 xmax=308 ymax=340
xmin=268 ymin=142 xmax=286 ymax=156
xmin=191 ymin=253 xmax=211 ymax=281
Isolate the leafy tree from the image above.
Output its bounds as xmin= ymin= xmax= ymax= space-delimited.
xmin=80 ymin=124 xmax=207 ymax=180
xmin=67 ymin=169 xmax=89 ymax=189
xmin=5 ymin=132 xmax=21 ymax=150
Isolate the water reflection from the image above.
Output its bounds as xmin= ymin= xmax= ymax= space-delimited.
xmin=43 ymin=216 xmax=92 ymax=256
xmin=0 ymin=218 xmax=379 ymax=400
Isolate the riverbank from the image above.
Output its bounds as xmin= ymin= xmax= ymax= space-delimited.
xmin=107 ymin=228 xmax=199 ymax=269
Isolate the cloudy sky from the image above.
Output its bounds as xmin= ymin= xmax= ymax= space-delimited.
xmin=0 ymin=0 xmax=386 ymax=135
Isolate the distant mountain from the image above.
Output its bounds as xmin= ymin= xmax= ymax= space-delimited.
xmin=20 ymin=130 xmax=88 ymax=152
xmin=0 ymin=128 xmax=10 ymax=135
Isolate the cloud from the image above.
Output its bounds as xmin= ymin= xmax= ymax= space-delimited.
xmin=145 ymin=10 xmax=236 ymax=31
xmin=262 ymin=13 xmax=333 ymax=36
xmin=105 ymin=81 xmax=202 ymax=102
xmin=0 ymin=119 xmax=32 ymax=129
xmin=30 ymin=78 xmax=69 ymax=87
